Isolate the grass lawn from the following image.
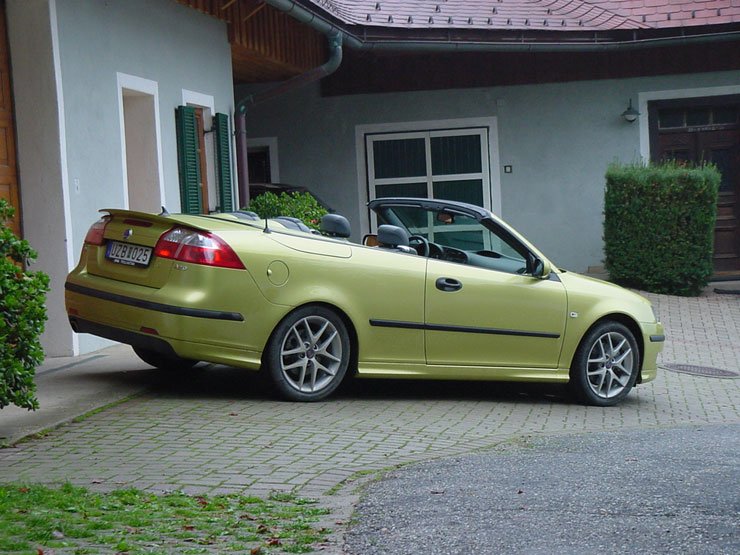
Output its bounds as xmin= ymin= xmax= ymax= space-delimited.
xmin=0 ymin=483 xmax=331 ymax=554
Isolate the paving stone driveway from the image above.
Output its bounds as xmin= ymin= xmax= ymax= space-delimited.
xmin=0 ymin=290 xmax=738 ymax=519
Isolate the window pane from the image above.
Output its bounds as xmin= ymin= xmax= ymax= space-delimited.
xmin=709 ymin=148 xmax=732 ymax=192
xmin=431 ymin=135 xmax=482 ymax=175
xmin=433 ymin=179 xmax=484 ymax=206
xmin=375 ymin=182 xmax=427 ymax=199
xmin=686 ymin=108 xmax=710 ymax=127
xmin=713 ymin=106 xmax=738 ymax=125
xmin=373 ymin=138 xmax=426 ymax=178
xmin=379 ymin=205 xmax=432 ymax=232
xmin=659 ymin=109 xmax=684 ymax=128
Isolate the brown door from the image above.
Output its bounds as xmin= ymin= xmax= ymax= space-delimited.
xmin=658 ymin=127 xmax=740 ymax=276
xmin=0 ymin=0 xmax=20 ymax=237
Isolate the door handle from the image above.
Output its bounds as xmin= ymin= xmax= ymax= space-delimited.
xmin=435 ymin=277 xmax=462 ymax=292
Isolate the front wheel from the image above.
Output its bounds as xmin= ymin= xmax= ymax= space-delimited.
xmin=569 ymin=321 xmax=640 ymax=407
xmin=265 ymin=306 xmax=351 ymax=402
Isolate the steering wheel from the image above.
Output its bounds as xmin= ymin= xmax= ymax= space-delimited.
xmin=408 ymin=235 xmax=430 ymax=257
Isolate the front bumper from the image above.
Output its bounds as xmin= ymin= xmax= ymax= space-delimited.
xmin=640 ymin=321 xmax=665 ymax=384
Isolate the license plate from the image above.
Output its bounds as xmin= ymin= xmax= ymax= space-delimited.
xmin=105 ymin=241 xmax=152 ymax=267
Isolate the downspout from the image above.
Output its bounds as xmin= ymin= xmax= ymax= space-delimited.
xmin=234 ymin=30 xmax=343 ymax=207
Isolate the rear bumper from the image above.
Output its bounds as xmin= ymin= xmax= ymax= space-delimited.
xmin=65 ymin=282 xmax=244 ymax=322
xmin=64 ymin=270 xmax=287 ymax=368
xmin=70 ymin=316 xmax=180 ymax=357
xmin=69 ymin=316 xmax=264 ymax=370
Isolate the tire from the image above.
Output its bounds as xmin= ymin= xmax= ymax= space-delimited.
xmin=265 ymin=305 xmax=351 ymax=402
xmin=132 ymin=346 xmax=198 ymax=372
xmin=569 ymin=321 xmax=640 ymax=407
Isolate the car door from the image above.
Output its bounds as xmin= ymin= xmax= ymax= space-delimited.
xmin=424 ymin=230 xmax=567 ymax=369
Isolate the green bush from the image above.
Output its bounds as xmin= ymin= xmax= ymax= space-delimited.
xmin=604 ymin=162 xmax=720 ymax=296
xmin=246 ymin=191 xmax=327 ymax=231
xmin=0 ymin=200 xmax=50 ymax=410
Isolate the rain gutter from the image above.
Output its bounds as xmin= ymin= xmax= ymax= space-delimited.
xmin=234 ymin=27 xmax=342 ymax=206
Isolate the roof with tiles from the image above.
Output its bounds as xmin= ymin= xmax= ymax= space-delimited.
xmin=305 ymin=0 xmax=740 ymax=32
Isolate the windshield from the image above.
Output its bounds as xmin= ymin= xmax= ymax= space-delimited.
xmin=375 ymin=203 xmax=530 ymax=274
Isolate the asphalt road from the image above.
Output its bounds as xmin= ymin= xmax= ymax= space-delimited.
xmin=344 ymin=424 xmax=739 ymax=555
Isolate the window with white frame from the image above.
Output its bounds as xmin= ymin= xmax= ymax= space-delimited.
xmin=366 ymin=128 xmax=491 ymax=209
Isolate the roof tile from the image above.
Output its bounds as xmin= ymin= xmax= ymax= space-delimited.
xmin=308 ymin=0 xmax=740 ymax=31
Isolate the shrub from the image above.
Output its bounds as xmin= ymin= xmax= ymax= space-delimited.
xmin=604 ymin=162 xmax=720 ymax=296
xmin=246 ymin=191 xmax=328 ymax=231
xmin=0 ymin=200 xmax=50 ymax=410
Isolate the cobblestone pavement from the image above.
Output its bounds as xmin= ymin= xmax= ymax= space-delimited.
xmin=0 ymin=289 xmax=738 ymax=545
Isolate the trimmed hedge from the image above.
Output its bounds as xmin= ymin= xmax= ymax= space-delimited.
xmin=246 ymin=191 xmax=328 ymax=231
xmin=0 ymin=200 xmax=50 ymax=410
xmin=604 ymin=162 xmax=720 ymax=296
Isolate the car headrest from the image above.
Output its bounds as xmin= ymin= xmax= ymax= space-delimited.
xmin=377 ymin=225 xmax=409 ymax=247
xmin=320 ymin=214 xmax=351 ymax=238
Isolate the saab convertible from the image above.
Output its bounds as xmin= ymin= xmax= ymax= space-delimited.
xmin=65 ymin=197 xmax=664 ymax=406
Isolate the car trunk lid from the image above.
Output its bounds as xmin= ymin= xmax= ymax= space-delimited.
xmin=84 ymin=210 xmax=213 ymax=288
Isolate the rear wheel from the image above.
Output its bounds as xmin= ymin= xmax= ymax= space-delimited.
xmin=132 ymin=347 xmax=198 ymax=372
xmin=570 ymin=321 xmax=639 ymax=407
xmin=266 ymin=306 xmax=350 ymax=402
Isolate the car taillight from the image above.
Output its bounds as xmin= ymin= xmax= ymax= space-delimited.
xmin=84 ymin=217 xmax=110 ymax=246
xmin=154 ymin=227 xmax=245 ymax=269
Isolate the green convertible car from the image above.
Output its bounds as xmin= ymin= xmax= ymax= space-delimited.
xmin=65 ymin=197 xmax=664 ymax=406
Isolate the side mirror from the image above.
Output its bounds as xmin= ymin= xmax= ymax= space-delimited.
xmin=532 ymin=258 xmax=552 ymax=279
xmin=363 ymin=234 xmax=378 ymax=247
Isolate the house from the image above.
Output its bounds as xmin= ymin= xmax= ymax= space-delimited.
xmin=2 ymin=0 xmax=739 ymax=358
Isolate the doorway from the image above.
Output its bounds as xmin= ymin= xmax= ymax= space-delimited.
xmin=122 ymin=89 xmax=161 ymax=212
xmin=650 ymin=97 xmax=740 ymax=277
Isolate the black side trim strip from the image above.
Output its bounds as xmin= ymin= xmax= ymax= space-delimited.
xmin=369 ymin=319 xmax=560 ymax=339
xmin=65 ymin=282 xmax=244 ymax=321
xmin=650 ymin=335 xmax=666 ymax=343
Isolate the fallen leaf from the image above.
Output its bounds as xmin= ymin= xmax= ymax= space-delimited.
xmin=196 ymin=496 xmax=208 ymax=507
xmin=229 ymin=412 xmax=238 ymax=416
xmin=183 ymin=525 xmax=195 ymax=531
xmin=266 ymin=537 xmax=282 ymax=546
xmin=239 ymin=513 xmax=256 ymax=520
xmin=250 ymin=547 xmax=262 ymax=555
xmin=517 ymin=490 xmax=524 ymax=494
xmin=91 ymin=479 xmax=103 ymax=484
xmin=19 ymin=487 xmax=30 ymax=493
xmin=257 ymin=524 xmax=269 ymax=534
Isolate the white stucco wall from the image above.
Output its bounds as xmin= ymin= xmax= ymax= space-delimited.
xmin=239 ymin=69 xmax=740 ymax=273
xmin=8 ymin=0 xmax=235 ymax=356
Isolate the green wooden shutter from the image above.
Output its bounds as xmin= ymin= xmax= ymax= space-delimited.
xmin=175 ymin=106 xmax=202 ymax=214
xmin=214 ymin=112 xmax=233 ymax=212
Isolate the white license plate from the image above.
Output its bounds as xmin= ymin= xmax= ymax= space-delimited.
xmin=105 ymin=241 xmax=152 ymax=267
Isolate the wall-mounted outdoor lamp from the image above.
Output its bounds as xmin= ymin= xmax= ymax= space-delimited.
xmin=621 ymin=99 xmax=640 ymax=123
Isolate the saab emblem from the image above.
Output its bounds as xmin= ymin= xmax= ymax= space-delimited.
xmin=123 ymin=229 xmax=133 ymax=240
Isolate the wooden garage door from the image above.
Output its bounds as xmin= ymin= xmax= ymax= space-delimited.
xmin=0 ymin=0 xmax=20 ymax=237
